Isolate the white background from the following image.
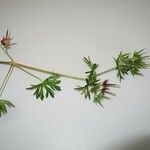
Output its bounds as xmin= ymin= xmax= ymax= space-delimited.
xmin=0 ymin=0 xmax=150 ymax=150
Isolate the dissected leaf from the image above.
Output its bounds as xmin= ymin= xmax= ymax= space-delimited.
xmin=75 ymin=57 xmax=115 ymax=107
xmin=114 ymin=49 xmax=150 ymax=81
xmin=26 ymin=75 xmax=61 ymax=100
xmin=0 ymin=99 xmax=15 ymax=117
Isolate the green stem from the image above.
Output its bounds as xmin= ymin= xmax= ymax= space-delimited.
xmin=0 ymin=45 xmax=14 ymax=61
xmin=0 ymin=61 xmax=116 ymax=81
xmin=0 ymin=61 xmax=85 ymax=81
xmin=17 ymin=66 xmax=42 ymax=81
xmin=97 ymin=67 xmax=116 ymax=76
xmin=0 ymin=46 xmax=86 ymax=81
xmin=0 ymin=65 xmax=12 ymax=93
xmin=0 ymin=65 xmax=14 ymax=97
xmin=0 ymin=61 xmax=115 ymax=81
xmin=16 ymin=62 xmax=86 ymax=81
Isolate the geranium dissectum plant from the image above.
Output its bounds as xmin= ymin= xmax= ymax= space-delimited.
xmin=0 ymin=30 xmax=150 ymax=117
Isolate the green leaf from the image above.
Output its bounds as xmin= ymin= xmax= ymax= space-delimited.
xmin=75 ymin=57 xmax=105 ymax=107
xmin=83 ymin=56 xmax=93 ymax=69
xmin=26 ymin=75 xmax=61 ymax=100
xmin=75 ymin=57 xmax=118 ymax=107
xmin=93 ymin=94 xmax=105 ymax=107
xmin=114 ymin=49 xmax=150 ymax=81
xmin=0 ymin=99 xmax=15 ymax=117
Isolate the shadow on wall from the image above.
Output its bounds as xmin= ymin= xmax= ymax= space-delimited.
xmin=103 ymin=134 xmax=150 ymax=150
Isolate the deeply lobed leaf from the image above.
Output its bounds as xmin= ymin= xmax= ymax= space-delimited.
xmin=114 ymin=49 xmax=150 ymax=81
xmin=75 ymin=57 xmax=116 ymax=107
xmin=0 ymin=99 xmax=15 ymax=117
xmin=26 ymin=75 xmax=61 ymax=100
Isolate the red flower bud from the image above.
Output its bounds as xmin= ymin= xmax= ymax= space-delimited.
xmin=1 ymin=30 xmax=14 ymax=49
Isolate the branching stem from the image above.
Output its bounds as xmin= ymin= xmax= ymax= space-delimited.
xmin=0 ymin=61 xmax=116 ymax=81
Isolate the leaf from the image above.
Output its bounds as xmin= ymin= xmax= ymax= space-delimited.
xmin=114 ymin=49 xmax=150 ymax=81
xmin=75 ymin=57 xmax=105 ymax=107
xmin=0 ymin=99 xmax=15 ymax=117
xmin=75 ymin=57 xmax=118 ymax=107
xmin=26 ymin=75 xmax=61 ymax=100
xmin=93 ymin=94 xmax=105 ymax=107
xmin=83 ymin=56 xmax=93 ymax=69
